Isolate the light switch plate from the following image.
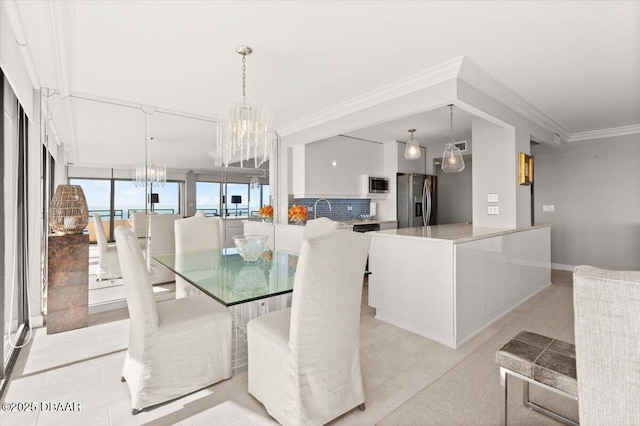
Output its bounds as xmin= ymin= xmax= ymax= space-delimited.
xmin=487 ymin=193 xmax=499 ymax=203
xmin=488 ymin=205 xmax=499 ymax=215
xmin=542 ymin=205 xmax=555 ymax=212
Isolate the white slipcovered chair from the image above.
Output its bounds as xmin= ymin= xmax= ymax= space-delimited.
xmin=573 ymin=265 xmax=640 ymax=425
xmin=93 ymin=213 xmax=121 ymax=281
xmin=114 ymin=226 xmax=232 ymax=414
xmin=174 ymin=216 xmax=222 ymax=298
xmin=128 ymin=210 xmax=152 ymax=248
xmin=303 ymin=217 xmax=339 ymax=240
xmin=128 ymin=211 xmax=149 ymax=238
xmin=148 ymin=214 xmax=182 ymax=284
xmin=248 ymin=230 xmax=371 ymax=425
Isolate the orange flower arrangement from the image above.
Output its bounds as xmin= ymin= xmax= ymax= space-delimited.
xmin=288 ymin=205 xmax=307 ymax=223
xmin=259 ymin=204 xmax=273 ymax=218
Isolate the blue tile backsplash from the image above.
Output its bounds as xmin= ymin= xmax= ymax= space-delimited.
xmin=288 ymin=197 xmax=370 ymax=221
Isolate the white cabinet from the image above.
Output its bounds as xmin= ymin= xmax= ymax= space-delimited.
xmin=369 ymin=226 xmax=550 ymax=348
xmin=397 ymin=142 xmax=426 ymax=174
xmin=292 ymin=136 xmax=384 ymax=198
xmin=243 ymin=221 xmax=275 ymax=250
xmin=223 ymin=220 xmax=244 ymax=248
xmin=274 ymin=224 xmax=305 ymax=254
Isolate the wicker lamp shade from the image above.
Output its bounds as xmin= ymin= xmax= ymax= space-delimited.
xmin=49 ymin=185 xmax=89 ymax=235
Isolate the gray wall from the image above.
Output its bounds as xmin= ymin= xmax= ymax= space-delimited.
xmin=531 ymin=133 xmax=640 ymax=270
xmin=436 ymin=156 xmax=472 ymax=225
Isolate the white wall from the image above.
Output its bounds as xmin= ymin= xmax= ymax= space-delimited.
xmin=436 ymin=156 xmax=472 ymax=225
xmin=426 ymin=139 xmax=473 ymax=175
xmin=532 ymin=133 xmax=640 ymax=270
xmin=471 ymin=116 xmax=517 ymax=228
xmin=457 ymin=79 xmax=553 ymax=227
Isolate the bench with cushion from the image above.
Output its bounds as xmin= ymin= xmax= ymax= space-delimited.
xmin=496 ymin=331 xmax=578 ymax=425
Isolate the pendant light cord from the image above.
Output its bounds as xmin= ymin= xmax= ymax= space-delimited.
xmin=449 ymin=104 xmax=455 ymax=144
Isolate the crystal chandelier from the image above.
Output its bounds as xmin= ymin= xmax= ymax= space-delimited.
xmin=216 ymin=45 xmax=275 ymax=168
xmin=132 ymin=160 xmax=166 ymax=188
xmin=441 ymin=104 xmax=465 ymax=173
xmin=404 ymin=128 xmax=421 ymax=160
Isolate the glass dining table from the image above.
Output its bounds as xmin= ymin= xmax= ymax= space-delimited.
xmin=153 ymin=248 xmax=298 ymax=374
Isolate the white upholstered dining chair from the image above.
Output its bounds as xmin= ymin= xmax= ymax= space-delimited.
xmin=114 ymin=226 xmax=232 ymax=414
xmin=128 ymin=210 xmax=149 ymax=238
xmin=148 ymin=214 xmax=182 ymax=284
xmin=92 ymin=213 xmax=121 ymax=281
xmin=302 ymin=217 xmax=340 ymax=239
xmin=174 ymin=216 xmax=222 ymax=298
xmin=573 ymin=265 xmax=640 ymax=425
xmin=247 ymin=230 xmax=371 ymax=425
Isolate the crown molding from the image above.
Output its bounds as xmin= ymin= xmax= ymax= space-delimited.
xmin=566 ymin=124 xmax=640 ymax=142
xmin=457 ymin=57 xmax=572 ymax=141
xmin=278 ymin=55 xmax=575 ymax=142
xmin=278 ymin=56 xmax=464 ymax=137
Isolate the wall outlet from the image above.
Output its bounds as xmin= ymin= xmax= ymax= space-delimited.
xmin=488 ymin=205 xmax=499 ymax=215
xmin=307 ymin=206 xmax=313 ymax=212
xmin=542 ymin=205 xmax=555 ymax=212
xmin=347 ymin=205 xmax=353 ymax=211
xmin=487 ymin=193 xmax=499 ymax=203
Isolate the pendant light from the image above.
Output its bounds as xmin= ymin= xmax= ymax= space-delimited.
xmin=215 ymin=45 xmax=275 ymax=168
xmin=441 ymin=104 xmax=465 ymax=173
xmin=404 ymin=129 xmax=422 ymax=160
xmin=249 ymin=175 xmax=261 ymax=189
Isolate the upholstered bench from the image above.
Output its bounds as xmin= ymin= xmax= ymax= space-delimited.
xmin=496 ymin=331 xmax=578 ymax=426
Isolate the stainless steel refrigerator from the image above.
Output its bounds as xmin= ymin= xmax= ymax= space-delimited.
xmin=396 ymin=173 xmax=437 ymax=228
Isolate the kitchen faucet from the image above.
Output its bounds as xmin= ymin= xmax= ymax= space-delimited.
xmin=313 ymin=198 xmax=332 ymax=219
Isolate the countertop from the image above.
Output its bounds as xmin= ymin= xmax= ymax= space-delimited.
xmin=338 ymin=218 xmax=397 ymax=226
xmin=244 ymin=218 xmax=397 ymax=226
xmin=372 ymin=223 xmax=550 ymax=244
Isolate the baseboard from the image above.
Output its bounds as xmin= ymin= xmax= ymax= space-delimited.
xmin=88 ymin=290 xmax=175 ymax=314
xmin=551 ymin=263 xmax=576 ymax=272
xmin=29 ymin=314 xmax=44 ymax=328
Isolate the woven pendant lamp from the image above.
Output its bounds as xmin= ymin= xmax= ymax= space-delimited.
xmin=49 ymin=185 xmax=89 ymax=235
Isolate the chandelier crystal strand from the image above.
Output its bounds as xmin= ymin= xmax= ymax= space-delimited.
xmin=216 ymin=46 xmax=275 ymax=168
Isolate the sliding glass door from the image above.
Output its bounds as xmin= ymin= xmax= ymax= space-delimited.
xmin=1 ymin=71 xmax=29 ymax=387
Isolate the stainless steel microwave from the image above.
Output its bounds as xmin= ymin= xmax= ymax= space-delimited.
xmin=369 ymin=176 xmax=389 ymax=193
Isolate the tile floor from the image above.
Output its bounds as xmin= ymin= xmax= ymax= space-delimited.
xmin=1 ymin=273 xmax=571 ymax=426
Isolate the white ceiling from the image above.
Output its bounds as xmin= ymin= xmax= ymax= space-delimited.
xmin=345 ymin=106 xmax=473 ymax=146
xmin=13 ymin=0 xmax=640 ymax=169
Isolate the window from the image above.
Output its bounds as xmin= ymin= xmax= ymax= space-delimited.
xmin=249 ymin=184 xmax=270 ymax=217
xmin=71 ymin=178 xmax=182 ymax=241
xmin=225 ymin=183 xmax=249 ymax=218
xmin=151 ymin=182 xmax=180 ymax=215
xmin=195 ymin=182 xmax=221 ymax=217
xmin=196 ymin=181 xmax=270 ymax=218
xmin=71 ymin=179 xmax=112 ymax=218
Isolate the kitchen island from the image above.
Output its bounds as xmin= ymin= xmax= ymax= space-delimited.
xmin=368 ymin=223 xmax=551 ymax=348
xmin=243 ymin=218 xmax=397 ymax=253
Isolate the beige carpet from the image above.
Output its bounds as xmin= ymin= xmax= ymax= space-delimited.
xmin=378 ymin=270 xmax=579 ymax=426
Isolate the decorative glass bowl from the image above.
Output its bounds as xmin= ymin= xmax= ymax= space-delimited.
xmin=233 ymin=235 xmax=268 ymax=263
